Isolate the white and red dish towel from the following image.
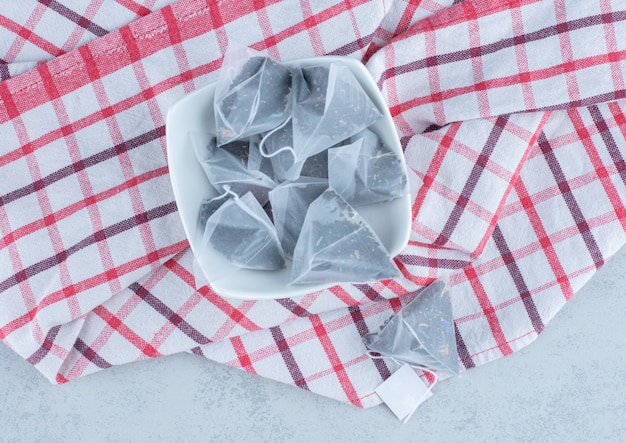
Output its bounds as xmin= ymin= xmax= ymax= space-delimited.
xmin=1 ymin=0 xmax=626 ymax=407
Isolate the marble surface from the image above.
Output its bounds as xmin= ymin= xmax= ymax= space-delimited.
xmin=1 ymin=247 xmax=626 ymax=442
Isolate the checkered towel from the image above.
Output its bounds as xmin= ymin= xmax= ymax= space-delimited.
xmin=2 ymin=0 xmax=626 ymax=407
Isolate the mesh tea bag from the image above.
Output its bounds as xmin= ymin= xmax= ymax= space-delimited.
xmin=300 ymin=150 xmax=329 ymax=179
xmin=363 ymin=280 xmax=459 ymax=375
xmin=259 ymin=118 xmax=330 ymax=181
xmin=259 ymin=117 xmax=300 ymax=182
xmin=214 ymin=45 xmax=291 ymax=145
xmin=198 ymin=191 xmax=232 ymax=227
xmin=199 ymin=192 xmax=286 ymax=281
xmin=328 ymin=129 xmax=408 ymax=206
xmin=291 ymin=63 xmax=382 ymax=162
xmin=290 ymin=188 xmax=399 ymax=284
xmin=246 ymin=134 xmax=275 ymax=178
xmin=268 ymin=177 xmax=328 ymax=259
xmin=190 ymin=131 xmax=276 ymax=205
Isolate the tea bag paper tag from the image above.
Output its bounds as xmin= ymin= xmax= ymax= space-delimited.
xmin=375 ymin=364 xmax=432 ymax=422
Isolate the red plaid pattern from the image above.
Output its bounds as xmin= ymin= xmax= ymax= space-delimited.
xmin=2 ymin=0 xmax=626 ymax=408
xmin=0 ymin=1 xmax=176 ymax=80
xmin=406 ymin=112 xmax=548 ymax=258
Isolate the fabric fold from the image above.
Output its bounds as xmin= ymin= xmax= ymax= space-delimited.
xmin=366 ymin=0 xmax=626 ymax=132
xmin=0 ymin=0 xmax=179 ymax=79
xmin=406 ymin=111 xmax=549 ymax=261
xmin=1 ymin=0 xmax=626 ymax=412
xmin=0 ymin=0 xmax=390 ymax=382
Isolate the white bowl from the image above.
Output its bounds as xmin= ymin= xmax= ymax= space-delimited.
xmin=166 ymin=56 xmax=411 ymax=300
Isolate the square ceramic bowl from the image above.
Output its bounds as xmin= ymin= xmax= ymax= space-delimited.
xmin=166 ymin=56 xmax=411 ymax=300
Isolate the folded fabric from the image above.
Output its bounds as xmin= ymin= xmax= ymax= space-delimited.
xmin=2 ymin=0 xmax=626 ymax=409
xmin=0 ymin=0 xmax=178 ymax=80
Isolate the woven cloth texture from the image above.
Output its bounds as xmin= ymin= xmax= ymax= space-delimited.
xmin=1 ymin=0 xmax=626 ymax=407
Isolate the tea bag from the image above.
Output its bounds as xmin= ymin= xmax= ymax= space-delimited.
xmin=198 ymin=191 xmax=233 ymax=227
xmin=268 ymin=177 xmax=328 ymax=259
xmin=290 ymin=188 xmax=399 ymax=284
xmin=190 ymin=131 xmax=277 ymax=205
xmin=300 ymin=150 xmax=329 ymax=179
xmin=291 ymin=63 xmax=383 ymax=162
xmin=259 ymin=117 xmax=299 ymax=182
xmin=328 ymin=129 xmax=408 ymax=206
xmin=259 ymin=118 xmax=330 ymax=181
xmin=214 ymin=45 xmax=291 ymax=145
xmin=363 ymin=280 xmax=459 ymax=375
xmin=262 ymin=201 xmax=274 ymax=223
xmin=246 ymin=134 xmax=274 ymax=178
xmin=199 ymin=192 xmax=285 ymax=281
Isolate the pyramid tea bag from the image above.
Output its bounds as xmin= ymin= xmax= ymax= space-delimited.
xmin=363 ymin=280 xmax=459 ymax=375
xmin=290 ymin=63 xmax=383 ymax=162
xmin=199 ymin=192 xmax=285 ymax=281
xmin=214 ymin=45 xmax=291 ymax=145
xmin=328 ymin=129 xmax=408 ymax=206
xmin=259 ymin=117 xmax=330 ymax=181
xmin=268 ymin=177 xmax=328 ymax=259
xmin=258 ymin=117 xmax=300 ymax=182
xmin=246 ymin=134 xmax=274 ymax=178
xmin=190 ymin=131 xmax=277 ymax=205
xmin=290 ymin=188 xmax=399 ymax=284
xmin=197 ymin=191 xmax=233 ymax=227
xmin=300 ymin=150 xmax=329 ymax=179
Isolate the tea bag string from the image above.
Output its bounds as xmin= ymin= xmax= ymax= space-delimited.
xmin=258 ymin=117 xmax=295 ymax=158
xmin=366 ymin=351 xmax=440 ymax=387
xmin=220 ymin=185 xmax=239 ymax=199
xmin=365 ymin=351 xmax=439 ymax=423
xmin=199 ymin=186 xmax=239 ymax=248
xmin=207 ymin=186 xmax=276 ymax=236
xmin=222 ymin=186 xmax=278 ymax=236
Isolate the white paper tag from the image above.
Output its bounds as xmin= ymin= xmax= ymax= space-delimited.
xmin=375 ymin=365 xmax=433 ymax=422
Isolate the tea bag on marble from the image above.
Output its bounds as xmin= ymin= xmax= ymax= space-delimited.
xmin=200 ymin=192 xmax=285 ymax=281
xmin=290 ymin=188 xmax=399 ymax=284
xmin=328 ymin=129 xmax=408 ymax=206
xmin=214 ymin=45 xmax=291 ymax=145
xmin=268 ymin=177 xmax=328 ymax=259
xmin=363 ymin=280 xmax=459 ymax=375
xmin=190 ymin=131 xmax=276 ymax=205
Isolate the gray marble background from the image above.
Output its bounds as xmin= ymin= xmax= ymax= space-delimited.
xmin=1 ymin=246 xmax=625 ymax=442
